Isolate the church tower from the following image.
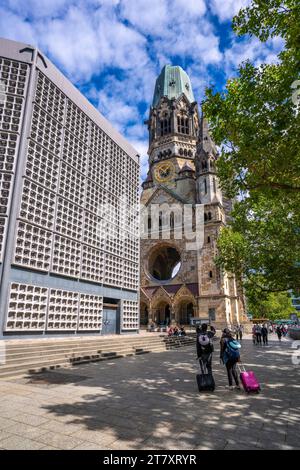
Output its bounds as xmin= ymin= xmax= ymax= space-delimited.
xmin=140 ymin=65 xmax=247 ymax=330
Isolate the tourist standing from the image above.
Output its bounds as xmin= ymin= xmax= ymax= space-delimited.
xmin=261 ymin=324 xmax=268 ymax=345
xmin=220 ymin=328 xmax=241 ymax=390
xmin=252 ymin=324 xmax=257 ymax=344
xmin=255 ymin=324 xmax=262 ymax=345
xmin=238 ymin=324 xmax=244 ymax=341
xmin=196 ymin=323 xmax=215 ymax=375
xmin=234 ymin=325 xmax=239 ymax=341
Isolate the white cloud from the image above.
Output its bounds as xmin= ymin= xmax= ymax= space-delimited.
xmin=173 ymin=0 xmax=206 ymax=17
xmin=130 ymin=140 xmax=149 ymax=178
xmin=209 ymin=0 xmax=250 ymax=22
xmin=6 ymin=0 xmax=72 ymax=18
xmin=0 ymin=0 xmax=285 ymax=183
xmin=224 ymin=35 xmax=284 ymax=76
xmin=120 ymin=0 xmax=169 ymax=35
xmin=40 ymin=7 xmax=99 ymax=80
xmin=0 ymin=8 xmax=38 ymax=44
xmin=97 ymin=91 xmax=140 ymax=133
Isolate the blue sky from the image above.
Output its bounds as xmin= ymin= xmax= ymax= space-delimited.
xmin=0 ymin=0 xmax=283 ymax=180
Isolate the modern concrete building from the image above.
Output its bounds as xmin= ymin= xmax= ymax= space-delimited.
xmin=140 ymin=65 xmax=248 ymax=329
xmin=0 ymin=38 xmax=140 ymax=337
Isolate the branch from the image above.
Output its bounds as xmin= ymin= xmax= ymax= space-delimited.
xmin=246 ymin=275 xmax=298 ymax=294
xmin=246 ymin=182 xmax=300 ymax=192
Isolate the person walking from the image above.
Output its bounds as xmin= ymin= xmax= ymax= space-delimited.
xmin=276 ymin=325 xmax=282 ymax=341
xmin=238 ymin=324 xmax=243 ymax=341
xmin=234 ymin=324 xmax=239 ymax=341
xmin=220 ymin=328 xmax=241 ymax=390
xmin=261 ymin=324 xmax=268 ymax=345
xmin=255 ymin=324 xmax=262 ymax=345
xmin=252 ymin=324 xmax=257 ymax=345
xmin=196 ymin=323 xmax=215 ymax=376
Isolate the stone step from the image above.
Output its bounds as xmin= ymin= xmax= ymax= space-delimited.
xmin=0 ymin=344 xmax=172 ymax=379
xmin=3 ymin=338 xmax=167 ymax=360
xmin=0 ymin=335 xmax=195 ymax=379
xmin=2 ymin=337 xmax=194 ymax=363
xmin=0 ymin=344 xmax=165 ymax=370
xmin=3 ymin=337 xmax=166 ymax=353
xmin=0 ymin=340 xmax=170 ymax=369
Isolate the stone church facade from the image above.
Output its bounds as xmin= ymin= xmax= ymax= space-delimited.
xmin=140 ymin=65 xmax=248 ymax=330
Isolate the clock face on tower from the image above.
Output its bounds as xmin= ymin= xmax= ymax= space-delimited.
xmin=154 ymin=161 xmax=175 ymax=183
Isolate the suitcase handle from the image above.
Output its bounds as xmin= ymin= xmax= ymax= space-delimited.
xmin=237 ymin=363 xmax=246 ymax=373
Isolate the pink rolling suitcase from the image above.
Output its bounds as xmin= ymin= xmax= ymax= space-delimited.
xmin=238 ymin=364 xmax=260 ymax=393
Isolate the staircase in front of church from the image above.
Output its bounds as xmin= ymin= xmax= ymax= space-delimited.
xmin=0 ymin=333 xmax=195 ymax=380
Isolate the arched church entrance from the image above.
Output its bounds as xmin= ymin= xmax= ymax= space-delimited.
xmin=153 ymin=300 xmax=171 ymax=326
xmin=176 ymin=299 xmax=195 ymax=325
xmin=140 ymin=302 xmax=149 ymax=326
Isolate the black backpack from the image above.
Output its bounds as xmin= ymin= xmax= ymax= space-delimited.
xmin=198 ymin=333 xmax=214 ymax=353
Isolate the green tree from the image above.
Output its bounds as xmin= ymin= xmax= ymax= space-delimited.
xmin=247 ymin=291 xmax=296 ymax=320
xmin=203 ymin=1 xmax=300 ymax=297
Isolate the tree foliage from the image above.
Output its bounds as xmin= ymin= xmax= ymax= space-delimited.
xmin=203 ymin=1 xmax=300 ymax=298
xmin=247 ymin=291 xmax=296 ymax=320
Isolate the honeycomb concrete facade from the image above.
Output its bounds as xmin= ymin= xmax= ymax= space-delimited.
xmin=0 ymin=38 xmax=140 ymax=337
xmin=140 ymin=65 xmax=248 ymax=330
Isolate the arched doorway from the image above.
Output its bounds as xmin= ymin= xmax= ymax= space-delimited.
xmin=140 ymin=302 xmax=149 ymax=326
xmin=176 ymin=300 xmax=195 ymax=325
xmin=153 ymin=301 xmax=171 ymax=326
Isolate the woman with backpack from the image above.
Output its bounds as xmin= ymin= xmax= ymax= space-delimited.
xmin=220 ymin=328 xmax=241 ymax=390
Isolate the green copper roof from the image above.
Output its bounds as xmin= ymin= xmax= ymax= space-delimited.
xmin=152 ymin=64 xmax=195 ymax=107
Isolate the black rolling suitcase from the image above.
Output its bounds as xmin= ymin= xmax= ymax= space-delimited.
xmin=196 ymin=356 xmax=215 ymax=392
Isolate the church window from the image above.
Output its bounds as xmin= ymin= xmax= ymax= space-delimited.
xmin=160 ymin=118 xmax=171 ymax=136
xmin=207 ymin=236 xmax=211 ymax=243
xmin=177 ymin=116 xmax=189 ymax=134
xmin=149 ymin=246 xmax=181 ymax=281
xmin=204 ymin=213 xmax=208 ymax=222
xmin=209 ymin=271 xmax=213 ymax=278
xmin=148 ymin=216 xmax=152 ymax=231
xmin=170 ymin=213 xmax=174 ymax=229
xmin=213 ymin=177 xmax=216 ymax=193
xmin=159 ymin=213 xmax=163 ymax=229
xmin=204 ymin=178 xmax=207 ymax=194
xmin=208 ymin=212 xmax=212 ymax=220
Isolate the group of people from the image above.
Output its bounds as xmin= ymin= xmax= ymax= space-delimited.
xmin=196 ymin=324 xmax=242 ymax=390
xmin=252 ymin=322 xmax=289 ymax=344
xmin=252 ymin=323 xmax=269 ymax=345
xmin=167 ymin=325 xmax=186 ymax=336
xmin=233 ymin=324 xmax=244 ymax=341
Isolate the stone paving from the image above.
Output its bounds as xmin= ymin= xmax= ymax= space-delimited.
xmin=0 ymin=334 xmax=299 ymax=450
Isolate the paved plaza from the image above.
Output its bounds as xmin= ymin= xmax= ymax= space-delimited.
xmin=0 ymin=335 xmax=299 ymax=450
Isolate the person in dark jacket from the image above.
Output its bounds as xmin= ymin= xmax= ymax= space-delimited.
xmin=220 ymin=328 xmax=241 ymax=390
xmin=196 ymin=323 xmax=215 ymax=375
xmin=261 ymin=325 xmax=268 ymax=345
xmin=276 ymin=325 xmax=282 ymax=341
